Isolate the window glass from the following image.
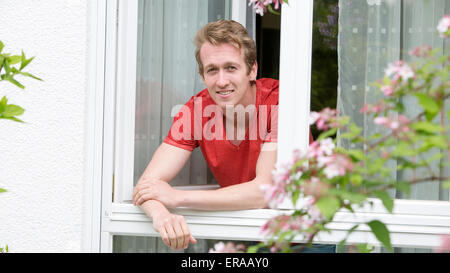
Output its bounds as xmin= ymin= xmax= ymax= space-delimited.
xmin=337 ymin=0 xmax=449 ymax=201
xmin=134 ymin=0 xmax=231 ymax=187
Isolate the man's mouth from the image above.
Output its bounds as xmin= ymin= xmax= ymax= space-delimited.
xmin=216 ymin=90 xmax=234 ymax=96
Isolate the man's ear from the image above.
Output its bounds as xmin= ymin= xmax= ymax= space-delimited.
xmin=250 ymin=61 xmax=258 ymax=81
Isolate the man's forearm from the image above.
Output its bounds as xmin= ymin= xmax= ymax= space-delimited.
xmin=140 ymin=199 xmax=170 ymax=219
xmin=176 ymin=179 xmax=269 ymax=210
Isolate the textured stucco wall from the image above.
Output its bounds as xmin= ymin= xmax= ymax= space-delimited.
xmin=0 ymin=0 xmax=87 ymax=252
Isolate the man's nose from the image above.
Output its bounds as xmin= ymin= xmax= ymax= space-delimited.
xmin=217 ymin=70 xmax=230 ymax=87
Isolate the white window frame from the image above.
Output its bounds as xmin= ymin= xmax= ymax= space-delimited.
xmin=84 ymin=0 xmax=450 ymax=253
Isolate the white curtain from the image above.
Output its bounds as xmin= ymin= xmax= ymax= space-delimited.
xmin=134 ymin=0 xmax=233 ymax=187
xmin=120 ymin=0 xmax=233 ymax=253
xmin=338 ymin=0 xmax=449 ymax=202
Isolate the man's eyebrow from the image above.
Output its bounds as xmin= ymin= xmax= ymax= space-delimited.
xmin=204 ymin=62 xmax=241 ymax=70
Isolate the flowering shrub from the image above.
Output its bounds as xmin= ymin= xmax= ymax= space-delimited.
xmin=211 ymin=15 xmax=450 ymax=253
xmin=248 ymin=0 xmax=288 ymax=16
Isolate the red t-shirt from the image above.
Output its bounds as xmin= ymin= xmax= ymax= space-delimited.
xmin=164 ymin=78 xmax=312 ymax=187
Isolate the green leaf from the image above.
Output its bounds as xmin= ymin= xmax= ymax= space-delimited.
xmin=347 ymin=149 xmax=364 ymax=161
xmin=316 ymin=197 xmax=340 ymax=220
xmin=373 ymin=191 xmax=394 ymax=213
xmin=6 ymin=76 xmax=24 ymax=89
xmin=19 ymin=71 xmax=42 ymax=81
xmin=317 ymin=127 xmax=338 ymax=141
xmin=267 ymin=4 xmax=281 ymax=15
xmin=8 ymin=55 xmax=21 ymax=65
xmin=367 ymin=220 xmax=392 ymax=252
xmin=0 ymin=40 xmax=4 ymax=53
xmin=2 ymin=104 xmax=25 ymax=117
xmin=356 ymin=243 xmax=374 ymax=253
xmin=443 ymin=180 xmax=450 ymax=189
xmin=0 ymin=116 xmax=24 ymax=123
xmin=0 ymin=96 xmax=7 ymax=113
xmin=20 ymin=54 xmax=34 ymax=71
xmin=414 ymin=93 xmax=440 ymax=119
xmin=411 ymin=121 xmax=443 ymax=134
xmin=291 ymin=190 xmax=300 ymax=206
xmin=394 ymin=181 xmax=411 ymax=195
xmin=0 ymin=188 xmax=7 ymax=193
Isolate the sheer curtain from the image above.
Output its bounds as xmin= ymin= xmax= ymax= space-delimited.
xmin=117 ymin=0 xmax=232 ymax=253
xmin=134 ymin=0 xmax=232 ymax=187
xmin=338 ymin=0 xmax=449 ymax=202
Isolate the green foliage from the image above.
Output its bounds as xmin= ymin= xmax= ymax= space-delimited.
xmin=0 ymin=40 xmax=42 ymax=123
xmin=0 ymin=245 xmax=9 ymax=253
xmin=367 ymin=220 xmax=392 ymax=252
xmin=254 ymin=41 xmax=448 ymax=253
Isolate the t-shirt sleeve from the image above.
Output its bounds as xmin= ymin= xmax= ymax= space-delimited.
xmin=263 ymin=104 xmax=278 ymax=143
xmin=163 ymin=97 xmax=199 ymax=151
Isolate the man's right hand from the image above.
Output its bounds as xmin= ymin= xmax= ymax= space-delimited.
xmin=141 ymin=200 xmax=197 ymax=250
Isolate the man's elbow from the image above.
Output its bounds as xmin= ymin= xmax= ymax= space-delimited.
xmin=253 ymin=180 xmax=272 ymax=209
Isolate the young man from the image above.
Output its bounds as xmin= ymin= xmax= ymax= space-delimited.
xmin=132 ymin=20 xmax=311 ymax=251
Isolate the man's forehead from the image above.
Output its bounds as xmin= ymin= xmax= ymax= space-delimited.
xmin=200 ymin=42 xmax=244 ymax=63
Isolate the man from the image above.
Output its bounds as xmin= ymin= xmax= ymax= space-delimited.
xmin=132 ymin=20 xmax=311 ymax=251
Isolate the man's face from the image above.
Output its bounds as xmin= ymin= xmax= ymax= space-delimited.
xmin=199 ymin=42 xmax=257 ymax=109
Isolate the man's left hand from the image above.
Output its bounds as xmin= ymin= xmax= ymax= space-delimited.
xmin=132 ymin=178 xmax=181 ymax=208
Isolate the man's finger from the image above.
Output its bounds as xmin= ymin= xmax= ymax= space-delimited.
xmin=160 ymin=227 xmax=170 ymax=248
xmin=179 ymin=218 xmax=191 ymax=249
xmin=190 ymin=235 xmax=197 ymax=244
xmin=172 ymin=219 xmax=185 ymax=250
xmin=165 ymin=223 xmax=178 ymax=250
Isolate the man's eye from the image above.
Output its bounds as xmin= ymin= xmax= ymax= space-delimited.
xmin=207 ymin=68 xmax=217 ymax=73
xmin=228 ymin=66 xmax=236 ymax=71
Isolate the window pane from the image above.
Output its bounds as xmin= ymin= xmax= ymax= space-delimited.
xmin=112 ymin=236 xmax=257 ymax=253
xmin=337 ymin=0 xmax=449 ymax=201
xmin=112 ymin=236 xmax=336 ymax=253
xmin=134 ymin=0 xmax=231 ymax=186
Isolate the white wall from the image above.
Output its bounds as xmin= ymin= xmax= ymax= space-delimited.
xmin=0 ymin=0 xmax=88 ymax=252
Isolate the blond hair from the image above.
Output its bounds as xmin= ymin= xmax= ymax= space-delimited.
xmin=194 ymin=20 xmax=257 ymax=76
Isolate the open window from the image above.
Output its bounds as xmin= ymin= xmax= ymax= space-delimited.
xmin=91 ymin=0 xmax=450 ymax=252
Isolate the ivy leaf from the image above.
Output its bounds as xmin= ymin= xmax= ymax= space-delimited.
xmin=316 ymin=196 xmax=340 ymax=220
xmin=367 ymin=220 xmax=392 ymax=252
xmin=373 ymin=191 xmax=394 ymax=213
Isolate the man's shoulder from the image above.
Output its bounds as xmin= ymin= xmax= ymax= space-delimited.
xmin=183 ymin=88 xmax=213 ymax=108
xmin=257 ymin=78 xmax=279 ymax=105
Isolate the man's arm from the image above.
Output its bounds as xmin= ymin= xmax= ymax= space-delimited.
xmin=134 ymin=143 xmax=197 ymax=250
xmin=134 ymin=142 xmax=277 ymax=211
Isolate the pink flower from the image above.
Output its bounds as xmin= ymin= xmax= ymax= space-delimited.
xmin=374 ymin=115 xmax=410 ymax=133
xmin=409 ymin=45 xmax=432 ymax=58
xmin=374 ymin=116 xmax=390 ymax=126
xmin=209 ymin=242 xmax=246 ymax=253
xmin=309 ymin=108 xmax=339 ymax=130
xmin=318 ymin=154 xmax=354 ymax=179
xmin=437 ymin=15 xmax=450 ymax=38
xmin=434 ymin=235 xmax=450 ymax=253
xmin=381 ymin=85 xmax=394 ymax=96
xmin=385 ymin=61 xmax=415 ymax=83
xmin=249 ymin=0 xmax=265 ymax=15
